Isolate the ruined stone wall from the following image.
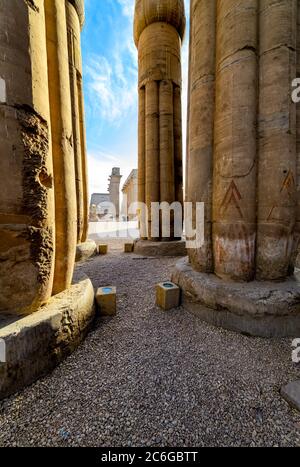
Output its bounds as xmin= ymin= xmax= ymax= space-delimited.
xmin=187 ymin=0 xmax=298 ymax=282
xmin=134 ymin=0 xmax=185 ymax=240
xmin=0 ymin=0 xmax=88 ymax=315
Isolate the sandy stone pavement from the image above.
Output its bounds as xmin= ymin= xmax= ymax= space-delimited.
xmin=0 ymin=245 xmax=300 ymax=447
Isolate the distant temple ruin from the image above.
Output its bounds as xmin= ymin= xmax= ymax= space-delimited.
xmin=121 ymin=170 xmax=138 ymax=221
xmin=90 ymin=168 xmax=122 ymax=221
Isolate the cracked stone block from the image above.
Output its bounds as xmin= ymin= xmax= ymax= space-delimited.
xmin=156 ymin=282 xmax=181 ymax=311
xmin=96 ymin=287 xmax=116 ymax=316
xmin=281 ymin=381 xmax=300 ymax=412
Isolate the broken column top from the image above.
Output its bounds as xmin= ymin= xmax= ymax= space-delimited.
xmin=134 ymin=0 xmax=186 ymax=46
xmin=68 ymin=0 xmax=85 ymax=28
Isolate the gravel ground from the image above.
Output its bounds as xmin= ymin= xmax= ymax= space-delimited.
xmin=0 ymin=246 xmax=300 ymax=447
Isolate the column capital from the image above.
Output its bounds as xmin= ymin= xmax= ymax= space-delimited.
xmin=134 ymin=0 xmax=186 ymax=47
xmin=67 ymin=0 xmax=85 ymax=28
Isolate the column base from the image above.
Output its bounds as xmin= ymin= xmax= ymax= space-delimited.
xmin=0 ymin=271 xmax=95 ymax=400
xmin=75 ymin=240 xmax=97 ymax=262
xmin=172 ymin=257 xmax=300 ymax=338
xmin=134 ymin=239 xmax=186 ymax=257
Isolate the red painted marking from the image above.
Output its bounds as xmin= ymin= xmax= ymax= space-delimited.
xmin=221 ymin=180 xmax=244 ymax=219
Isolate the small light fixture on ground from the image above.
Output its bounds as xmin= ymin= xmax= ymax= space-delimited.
xmin=156 ymin=282 xmax=181 ymax=311
xmin=96 ymin=286 xmax=117 ymax=316
xmin=98 ymin=244 xmax=108 ymax=255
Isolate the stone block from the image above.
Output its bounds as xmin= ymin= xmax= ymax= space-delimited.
xmin=0 ymin=272 xmax=95 ymax=400
xmin=98 ymin=244 xmax=108 ymax=255
xmin=124 ymin=243 xmax=134 ymax=253
xmin=281 ymin=380 xmax=300 ymax=412
xmin=134 ymin=239 xmax=186 ymax=257
xmin=76 ymin=240 xmax=97 ymax=262
xmin=156 ymin=282 xmax=180 ymax=311
xmin=96 ymin=287 xmax=117 ymax=316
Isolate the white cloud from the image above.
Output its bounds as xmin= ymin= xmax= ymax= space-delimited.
xmin=85 ymin=54 xmax=137 ymax=124
xmin=116 ymin=0 xmax=134 ymax=17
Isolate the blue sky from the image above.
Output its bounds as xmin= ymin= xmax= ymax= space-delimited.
xmin=82 ymin=0 xmax=190 ymax=195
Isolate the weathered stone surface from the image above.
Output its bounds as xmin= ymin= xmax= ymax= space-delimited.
xmin=186 ymin=0 xmax=298 ymax=282
xmin=75 ymin=240 xmax=97 ymax=262
xmin=172 ymin=258 xmax=300 ymax=338
xmin=0 ymin=0 xmax=55 ymax=315
xmin=281 ymin=380 xmax=300 ymax=412
xmin=0 ymin=272 xmax=95 ymax=400
xmin=134 ymin=239 xmax=186 ymax=257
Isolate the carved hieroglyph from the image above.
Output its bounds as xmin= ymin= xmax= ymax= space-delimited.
xmin=187 ymin=0 xmax=298 ymax=281
xmin=0 ymin=0 xmax=88 ymax=314
xmin=134 ymin=0 xmax=185 ymax=240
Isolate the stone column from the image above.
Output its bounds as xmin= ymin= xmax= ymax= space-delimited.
xmin=256 ymin=0 xmax=297 ymax=280
xmin=173 ymin=0 xmax=300 ymax=337
xmin=66 ymin=0 xmax=89 ymax=245
xmin=0 ymin=0 xmax=55 ymax=315
xmin=213 ymin=0 xmax=258 ymax=281
xmin=133 ymin=0 xmax=186 ymax=255
xmin=187 ymin=0 xmax=216 ymax=273
xmin=108 ymin=168 xmax=122 ymax=220
xmin=45 ymin=0 xmax=77 ymax=294
xmin=66 ymin=1 xmax=84 ymax=243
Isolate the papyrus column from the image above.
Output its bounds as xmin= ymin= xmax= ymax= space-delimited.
xmin=187 ymin=0 xmax=216 ymax=272
xmin=45 ymin=0 xmax=77 ymax=294
xmin=134 ymin=0 xmax=185 ymax=242
xmin=256 ymin=0 xmax=297 ymax=280
xmin=213 ymin=0 xmax=258 ymax=281
xmin=0 ymin=0 xmax=55 ymax=315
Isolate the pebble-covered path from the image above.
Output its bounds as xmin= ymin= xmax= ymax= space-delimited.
xmin=0 ymin=249 xmax=300 ymax=447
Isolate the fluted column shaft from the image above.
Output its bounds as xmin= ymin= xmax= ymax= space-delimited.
xmin=187 ymin=0 xmax=298 ymax=282
xmin=187 ymin=0 xmax=216 ymax=272
xmin=256 ymin=0 xmax=297 ymax=280
xmin=45 ymin=0 xmax=77 ymax=294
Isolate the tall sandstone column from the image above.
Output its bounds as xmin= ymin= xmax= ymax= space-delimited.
xmin=0 ymin=0 xmax=89 ymax=315
xmin=174 ymin=0 xmax=300 ymax=337
xmin=0 ymin=0 xmax=55 ymax=315
xmin=134 ymin=0 xmax=185 ymax=243
xmin=45 ymin=0 xmax=77 ymax=294
xmin=66 ymin=0 xmax=89 ymax=244
xmin=187 ymin=0 xmax=297 ymax=282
